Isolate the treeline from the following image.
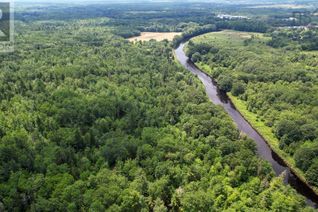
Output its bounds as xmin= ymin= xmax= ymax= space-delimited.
xmin=15 ymin=2 xmax=216 ymax=38
xmin=216 ymin=19 xmax=269 ymax=33
xmin=112 ymin=27 xmax=141 ymax=39
xmin=172 ymin=24 xmax=218 ymax=48
xmin=15 ymin=2 xmax=272 ymax=44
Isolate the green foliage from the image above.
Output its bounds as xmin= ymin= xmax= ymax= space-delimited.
xmin=306 ymin=160 xmax=318 ymax=187
xmin=216 ymin=19 xmax=269 ymax=33
xmin=191 ymin=52 xmax=202 ymax=63
xmin=187 ymin=40 xmax=219 ymax=58
xmin=274 ymin=118 xmax=303 ymax=146
xmin=231 ymin=81 xmax=246 ymax=96
xmin=172 ymin=24 xmax=218 ymax=48
xmin=294 ymin=144 xmax=318 ymax=172
xmin=268 ymin=29 xmax=318 ymax=50
xmin=218 ymin=75 xmax=233 ymax=92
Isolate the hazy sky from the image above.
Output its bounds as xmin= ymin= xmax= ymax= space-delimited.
xmin=14 ymin=0 xmax=317 ymax=5
xmin=14 ymin=0 xmax=313 ymax=2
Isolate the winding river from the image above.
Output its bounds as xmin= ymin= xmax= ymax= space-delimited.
xmin=175 ymin=43 xmax=318 ymax=207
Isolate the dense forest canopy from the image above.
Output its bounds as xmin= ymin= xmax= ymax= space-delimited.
xmin=0 ymin=1 xmax=318 ymax=211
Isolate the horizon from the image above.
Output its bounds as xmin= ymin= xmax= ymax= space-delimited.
xmin=13 ymin=0 xmax=318 ymax=4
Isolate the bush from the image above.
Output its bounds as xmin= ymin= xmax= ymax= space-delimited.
xmin=306 ymin=160 xmax=318 ymax=187
xmin=191 ymin=52 xmax=202 ymax=63
xmin=274 ymin=119 xmax=302 ymax=145
xmin=218 ymin=75 xmax=233 ymax=92
xmin=294 ymin=146 xmax=318 ymax=172
xmin=231 ymin=81 xmax=246 ymax=96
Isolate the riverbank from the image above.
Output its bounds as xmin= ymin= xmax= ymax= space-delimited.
xmin=227 ymin=93 xmax=318 ymax=196
xmin=174 ymin=43 xmax=318 ymax=207
xmin=195 ymin=60 xmax=318 ymax=198
xmin=180 ymin=30 xmax=318 ymax=199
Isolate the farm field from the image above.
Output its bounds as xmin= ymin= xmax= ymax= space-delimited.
xmin=128 ymin=32 xmax=181 ymax=42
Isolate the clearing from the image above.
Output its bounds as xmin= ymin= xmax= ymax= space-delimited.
xmin=128 ymin=32 xmax=181 ymax=42
xmin=190 ymin=30 xmax=268 ymax=48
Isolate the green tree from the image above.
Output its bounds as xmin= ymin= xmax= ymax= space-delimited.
xmin=306 ymin=160 xmax=318 ymax=187
xmin=218 ymin=75 xmax=233 ymax=92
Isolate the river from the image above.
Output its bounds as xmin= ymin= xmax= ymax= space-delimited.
xmin=174 ymin=43 xmax=318 ymax=207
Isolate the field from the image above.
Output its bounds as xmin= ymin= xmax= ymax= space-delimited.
xmin=191 ymin=30 xmax=268 ymax=47
xmin=128 ymin=32 xmax=181 ymax=42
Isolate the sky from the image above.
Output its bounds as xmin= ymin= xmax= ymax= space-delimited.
xmin=13 ymin=0 xmax=317 ymax=5
xmin=13 ymin=0 xmax=314 ymax=2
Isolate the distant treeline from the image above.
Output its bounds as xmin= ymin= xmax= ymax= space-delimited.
xmin=15 ymin=2 xmax=270 ymax=41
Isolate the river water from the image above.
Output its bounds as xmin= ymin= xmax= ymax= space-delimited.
xmin=175 ymin=43 xmax=318 ymax=207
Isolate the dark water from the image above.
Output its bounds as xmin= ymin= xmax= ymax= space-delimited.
xmin=175 ymin=43 xmax=318 ymax=207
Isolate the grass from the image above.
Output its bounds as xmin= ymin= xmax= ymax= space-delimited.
xmin=128 ymin=32 xmax=181 ymax=42
xmin=191 ymin=30 xmax=268 ymax=47
xmin=190 ymin=30 xmax=277 ymax=66
xmin=229 ymin=94 xmax=281 ymax=152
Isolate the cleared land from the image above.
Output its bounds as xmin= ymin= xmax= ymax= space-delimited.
xmin=128 ymin=32 xmax=181 ymax=42
xmin=191 ymin=30 xmax=267 ymax=47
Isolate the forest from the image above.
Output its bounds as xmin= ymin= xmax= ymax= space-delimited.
xmin=187 ymin=29 xmax=318 ymax=191
xmin=0 ymin=1 xmax=318 ymax=211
